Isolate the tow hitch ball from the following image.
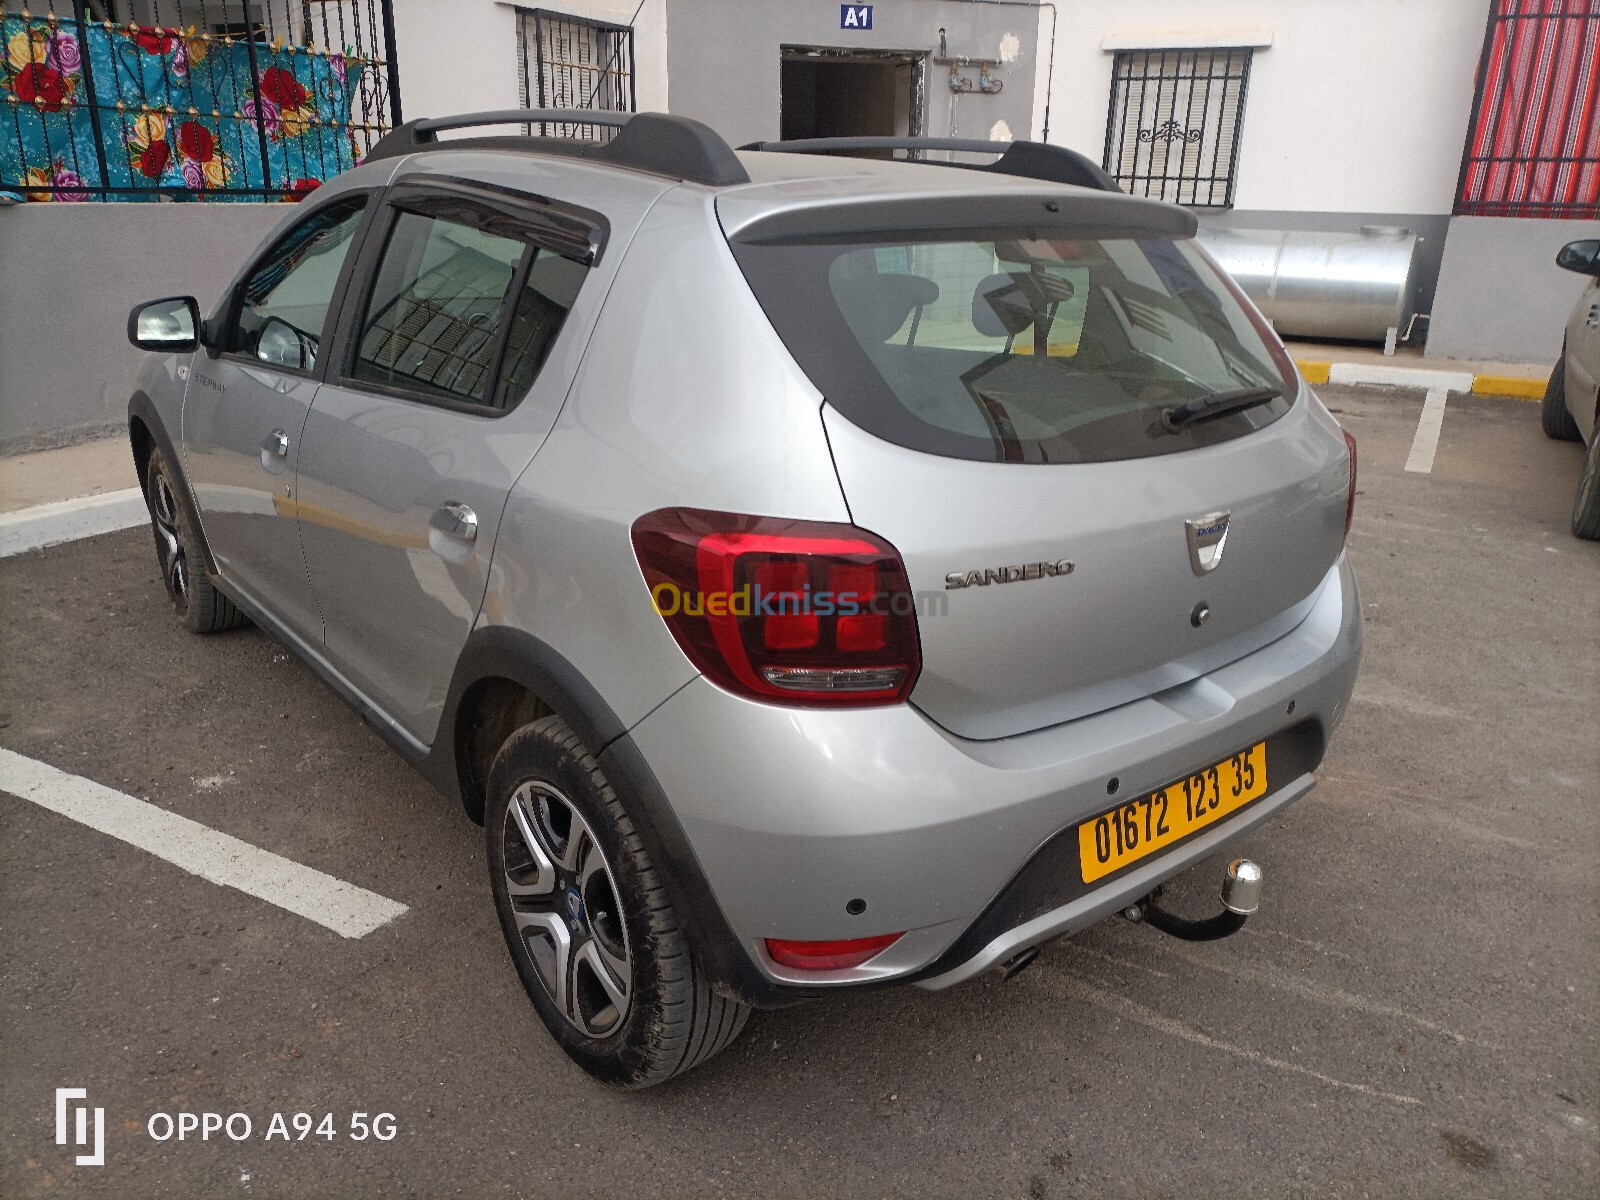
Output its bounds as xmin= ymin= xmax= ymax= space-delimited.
xmin=1123 ymin=859 xmax=1263 ymax=942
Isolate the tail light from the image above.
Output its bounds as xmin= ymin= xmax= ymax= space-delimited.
xmin=766 ymin=933 xmax=903 ymax=970
xmin=630 ymin=508 xmax=921 ymax=707
xmin=1343 ymin=429 xmax=1358 ymax=541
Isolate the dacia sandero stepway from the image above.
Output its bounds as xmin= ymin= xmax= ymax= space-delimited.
xmin=126 ymin=110 xmax=1363 ymax=1087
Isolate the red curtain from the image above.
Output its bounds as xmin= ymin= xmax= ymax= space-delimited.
xmin=1458 ymin=0 xmax=1600 ymax=218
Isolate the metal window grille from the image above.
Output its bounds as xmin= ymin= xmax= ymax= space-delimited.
xmin=1455 ymin=0 xmax=1600 ymax=219
xmin=1 ymin=0 xmax=400 ymax=201
xmin=516 ymin=7 xmax=634 ymax=142
xmin=1102 ymin=48 xmax=1252 ymax=208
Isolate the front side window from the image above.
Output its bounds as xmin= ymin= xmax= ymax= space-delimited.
xmin=351 ymin=207 xmax=585 ymax=410
xmin=228 ymin=196 xmax=367 ymax=371
xmin=734 ymin=231 xmax=1296 ymax=465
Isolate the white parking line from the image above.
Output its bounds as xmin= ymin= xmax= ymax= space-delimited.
xmin=1404 ymin=389 xmax=1449 ymax=474
xmin=0 ymin=747 xmax=408 ymax=938
xmin=0 ymin=488 xmax=149 ymax=558
xmin=1328 ymin=362 xmax=1474 ymax=393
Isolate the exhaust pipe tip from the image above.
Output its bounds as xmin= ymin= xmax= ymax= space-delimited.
xmin=999 ymin=946 xmax=1041 ymax=980
xmin=1221 ymin=858 xmax=1263 ymax=916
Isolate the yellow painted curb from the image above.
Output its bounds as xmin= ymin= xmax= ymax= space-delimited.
xmin=1293 ymin=357 xmax=1546 ymax=400
xmin=1471 ymin=374 xmax=1545 ymax=401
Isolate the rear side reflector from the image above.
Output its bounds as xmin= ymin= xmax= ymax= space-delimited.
xmin=1342 ymin=429 xmax=1358 ymax=541
xmin=631 ymin=508 xmax=922 ymax=707
xmin=765 ymin=933 xmax=904 ymax=971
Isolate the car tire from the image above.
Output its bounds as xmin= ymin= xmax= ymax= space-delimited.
xmin=485 ymin=715 xmax=750 ymax=1087
xmin=1573 ymin=426 xmax=1600 ymax=541
xmin=1541 ymin=356 xmax=1582 ymax=442
xmin=144 ymin=447 xmax=248 ymax=634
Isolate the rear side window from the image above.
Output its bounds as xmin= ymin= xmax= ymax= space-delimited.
xmin=352 ymin=207 xmax=586 ymax=410
xmin=732 ymin=231 xmax=1298 ymax=464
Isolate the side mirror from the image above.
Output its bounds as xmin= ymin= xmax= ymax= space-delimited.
xmin=255 ymin=316 xmax=316 ymax=370
xmin=1555 ymin=239 xmax=1600 ymax=277
xmin=128 ymin=296 xmax=201 ymax=352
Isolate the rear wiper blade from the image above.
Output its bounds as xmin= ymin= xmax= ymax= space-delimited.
xmin=1161 ymin=386 xmax=1282 ymax=432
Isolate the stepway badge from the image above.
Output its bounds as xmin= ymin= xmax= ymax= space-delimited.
xmin=841 ymin=4 xmax=872 ymax=29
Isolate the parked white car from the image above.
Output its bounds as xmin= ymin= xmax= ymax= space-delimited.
xmin=1543 ymin=237 xmax=1600 ymax=540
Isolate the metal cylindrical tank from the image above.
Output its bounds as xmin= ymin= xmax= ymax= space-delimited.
xmin=1196 ymin=226 xmax=1420 ymax=344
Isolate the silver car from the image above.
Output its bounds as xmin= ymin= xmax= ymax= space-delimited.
xmin=125 ymin=110 xmax=1363 ymax=1087
xmin=1543 ymin=237 xmax=1600 ymax=540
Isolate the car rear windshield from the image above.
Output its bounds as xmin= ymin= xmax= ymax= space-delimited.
xmin=731 ymin=231 xmax=1298 ymax=464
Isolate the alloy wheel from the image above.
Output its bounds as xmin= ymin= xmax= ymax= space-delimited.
xmin=1577 ymin=432 xmax=1600 ymax=528
xmin=150 ymin=468 xmax=189 ymax=612
xmin=501 ymin=781 xmax=632 ymax=1038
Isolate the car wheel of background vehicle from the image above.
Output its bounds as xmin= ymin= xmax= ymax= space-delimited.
xmin=144 ymin=447 xmax=248 ymax=634
xmin=485 ymin=715 xmax=750 ymax=1088
xmin=1572 ymin=427 xmax=1600 ymax=541
xmin=1541 ymin=356 xmax=1581 ymax=442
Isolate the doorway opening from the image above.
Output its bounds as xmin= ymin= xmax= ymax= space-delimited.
xmin=780 ymin=48 xmax=925 ymax=143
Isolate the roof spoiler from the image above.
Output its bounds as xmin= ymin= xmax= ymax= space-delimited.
xmin=738 ymin=136 xmax=1122 ymax=193
xmin=365 ymin=110 xmax=751 ymax=187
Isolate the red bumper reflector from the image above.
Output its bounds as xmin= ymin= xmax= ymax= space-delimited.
xmin=765 ymin=932 xmax=903 ymax=971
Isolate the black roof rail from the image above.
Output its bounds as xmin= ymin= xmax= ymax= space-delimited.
xmin=365 ymin=110 xmax=750 ymax=187
xmin=737 ymin=136 xmax=1122 ymax=193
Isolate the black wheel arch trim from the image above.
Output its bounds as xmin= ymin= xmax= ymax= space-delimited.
xmin=421 ymin=625 xmax=806 ymax=1010
xmin=127 ymin=389 xmax=220 ymax=577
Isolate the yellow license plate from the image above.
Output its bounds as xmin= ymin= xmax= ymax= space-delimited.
xmin=1078 ymin=742 xmax=1268 ymax=884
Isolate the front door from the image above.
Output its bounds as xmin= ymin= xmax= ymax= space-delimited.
xmin=182 ymin=195 xmax=370 ymax=637
xmin=1566 ymin=274 xmax=1600 ymax=441
xmin=296 ymin=183 xmax=597 ymax=742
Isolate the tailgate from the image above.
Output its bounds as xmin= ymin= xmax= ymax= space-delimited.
xmin=824 ymin=393 xmax=1350 ymax=740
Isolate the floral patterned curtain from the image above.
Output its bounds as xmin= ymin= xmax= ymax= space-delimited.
xmin=1 ymin=14 xmax=379 ymax=201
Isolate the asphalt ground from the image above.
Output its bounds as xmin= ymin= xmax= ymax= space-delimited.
xmin=1 ymin=384 xmax=1596 ymax=1200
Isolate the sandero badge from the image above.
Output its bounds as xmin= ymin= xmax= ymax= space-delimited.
xmin=945 ymin=558 xmax=1076 ymax=589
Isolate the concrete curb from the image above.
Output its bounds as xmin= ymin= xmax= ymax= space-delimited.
xmin=1294 ymin=359 xmax=1545 ymax=400
xmin=0 ymin=488 xmax=147 ymax=558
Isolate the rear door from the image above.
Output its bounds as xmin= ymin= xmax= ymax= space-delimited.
xmin=294 ymin=172 xmax=636 ymax=743
xmin=729 ymin=214 xmax=1353 ymax=740
xmin=183 ymin=194 xmax=370 ymax=637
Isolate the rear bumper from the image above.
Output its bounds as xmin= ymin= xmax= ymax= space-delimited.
xmin=621 ymin=554 xmax=1362 ymax=994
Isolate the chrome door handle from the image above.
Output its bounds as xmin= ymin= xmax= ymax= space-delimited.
xmin=429 ymin=501 xmax=478 ymax=542
xmin=262 ymin=429 xmax=289 ymax=458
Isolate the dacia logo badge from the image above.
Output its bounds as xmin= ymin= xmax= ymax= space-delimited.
xmin=1185 ymin=511 xmax=1230 ymax=575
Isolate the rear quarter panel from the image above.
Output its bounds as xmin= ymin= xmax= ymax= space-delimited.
xmin=480 ymin=185 xmax=853 ymax=732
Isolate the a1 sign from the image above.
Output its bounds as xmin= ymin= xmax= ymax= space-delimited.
xmin=841 ymin=4 xmax=873 ymax=30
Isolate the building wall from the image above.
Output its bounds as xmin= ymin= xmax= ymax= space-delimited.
xmin=0 ymin=202 xmax=288 ymax=455
xmin=1427 ymin=217 xmax=1598 ymax=364
xmin=666 ymin=0 xmax=1041 ymax=148
xmin=388 ymin=0 xmax=669 ymax=123
xmin=386 ymin=0 xmax=1039 ymax=171
xmin=1042 ymin=0 xmax=1486 ymax=217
